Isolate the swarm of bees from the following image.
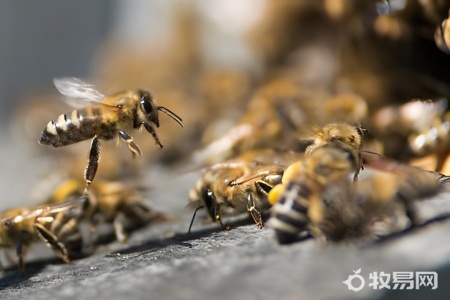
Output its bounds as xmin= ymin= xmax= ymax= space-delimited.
xmin=185 ymin=0 xmax=450 ymax=244
xmin=2 ymin=78 xmax=183 ymax=272
xmin=4 ymin=0 xmax=450 ymax=274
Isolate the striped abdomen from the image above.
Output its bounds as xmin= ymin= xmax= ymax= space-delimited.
xmin=268 ymin=180 xmax=311 ymax=244
xmin=39 ymin=107 xmax=116 ymax=147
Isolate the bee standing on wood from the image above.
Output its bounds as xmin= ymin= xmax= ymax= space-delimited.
xmin=0 ymin=197 xmax=86 ymax=273
xmin=189 ymin=150 xmax=303 ymax=230
xmin=268 ymin=146 xmax=444 ymax=244
xmin=47 ymin=178 xmax=169 ymax=244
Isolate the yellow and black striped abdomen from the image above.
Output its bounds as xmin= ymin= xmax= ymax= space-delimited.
xmin=268 ymin=180 xmax=311 ymax=244
xmin=39 ymin=107 xmax=117 ymax=147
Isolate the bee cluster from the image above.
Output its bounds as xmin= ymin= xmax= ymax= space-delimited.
xmin=3 ymin=0 xmax=450 ymax=274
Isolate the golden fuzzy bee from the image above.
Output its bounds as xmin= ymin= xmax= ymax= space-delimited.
xmin=267 ymin=146 xmax=443 ymax=244
xmin=0 ymin=197 xmax=86 ymax=272
xmin=189 ymin=150 xmax=303 ymax=230
xmin=302 ymin=122 xmax=364 ymax=180
xmin=192 ymin=78 xmax=318 ymax=165
xmin=47 ymin=177 xmax=169 ymax=244
xmin=39 ymin=77 xmax=183 ymax=192
xmin=373 ymin=98 xmax=450 ymax=171
xmin=267 ymin=146 xmax=356 ymax=243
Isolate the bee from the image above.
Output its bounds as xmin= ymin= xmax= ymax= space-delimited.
xmin=189 ymin=150 xmax=303 ymax=230
xmin=268 ymin=146 xmax=443 ymax=244
xmin=321 ymin=92 xmax=368 ymax=124
xmin=0 ymin=197 xmax=86 ymax=272
xmin=39 ymin=77 xmax=184 ymax=192
xmin=267 ymin=146 xmax=355 ymax=244
xmin=47 ymin=177 xmax=169 ymax=244
xmin=372 ymin=98 xmax=449 ymax=171
xmin=192 ymin=78 xmax=319 ymax=165
xmin=303 ymin=122 xmax=364 ymax=180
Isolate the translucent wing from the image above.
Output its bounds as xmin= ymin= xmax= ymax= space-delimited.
xmin=53 ymin=77 xmax=105 ymax=109
xmin=19 ymin=196 xmax=87 ymax=221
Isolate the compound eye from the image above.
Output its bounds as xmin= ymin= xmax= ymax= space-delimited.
xmin=140 ymin=92 xmax=154 ymax=114
xmin=204 ymin=189 xmax=215 ymax=209
xmin=342 ymin=150 xmax=355 ymax=164
xmin=314 ymin=164 xmax=329 ymax=176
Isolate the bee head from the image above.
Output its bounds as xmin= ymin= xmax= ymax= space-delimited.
xmin=308 ymin=146 xmax=353 ymax=182
xmin=139 ymin=91 xmax=160 ymax=127
xmin=139 ymin=90 xmax=184 ymax=128
xmin=203 ymin=188 xmax=217 ymax=220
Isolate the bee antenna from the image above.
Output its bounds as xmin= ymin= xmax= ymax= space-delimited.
xmin=188 ymin=206 xmax=205 ymax=235
xmin=361 ymin=149 xmax=384 ymax=158
xmin=157 ymin=106 xmax=184 ymax=127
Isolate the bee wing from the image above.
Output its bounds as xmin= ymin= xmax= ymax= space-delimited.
xmin=20 ymin=196 xmax=87 ymax=221
xmin=231 ymin=166 xmax=284 ymax=186
xmin=53 ymin=77 xmax=105 ymax=109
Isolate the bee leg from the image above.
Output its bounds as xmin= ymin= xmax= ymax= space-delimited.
xmin=34 ymin=223 xmax=71 ymax=264
xmin=84 ymin=136 xmax=101 ymax=194
xmin=247 ymin=194 xmax=264 ymax=229
xmin=396 ymin=195 xmax=419 ymax=226
xmin=212 ymin=202 xmax=230 ymax=230
xmin=49 ymin=213 xmax=83 ymax=255
xmin=118 ymin=130 xmax=142 ymax=157
xmin=142 ymin=122 xmax=163 ymax=148
xmin=313 ymin=232 xmax=328 ymax=248
xmin=215 ymin=213 xmax=230 ymax=231
xmin=434 ymin=146 xmax=448 ymax=172
xmin=16 ymin=241 xmax=26 ymax=274
xmin=113 ymin=215 xmax=128 ymax=244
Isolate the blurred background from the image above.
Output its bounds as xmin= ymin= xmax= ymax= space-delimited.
xmin=0 ymin=0 xmax=267 ymax=209
xmin=1 ymin=0 xmax=450 ymax=210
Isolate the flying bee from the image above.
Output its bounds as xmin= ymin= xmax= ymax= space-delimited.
xmin=302 ymin=122 xmax=364 ymax=180
xmin=47 ymin=177 xmax=169 ymax=244
xmin=268 ymin=146 xmax=443 ymax=244
xmin=39 ymin=77 xmax=183 ymax=192
xmin=188 ymin=150 xmax=303 ymax=230
xmin=0 ymin=197 xmax=86 ymax=273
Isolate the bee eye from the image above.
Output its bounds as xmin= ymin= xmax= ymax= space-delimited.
xmin=314 ymin=165 xmax=329 ymax=176
xmin=342 ymin=150 xmax=355 ymax=164
xmin=204 ymin=189 xmax=215 ymax=208
xmin=2 ymin=219 xmax=12 ymax=227
xmin=140 ymin=92 xmax=154 ymax=114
